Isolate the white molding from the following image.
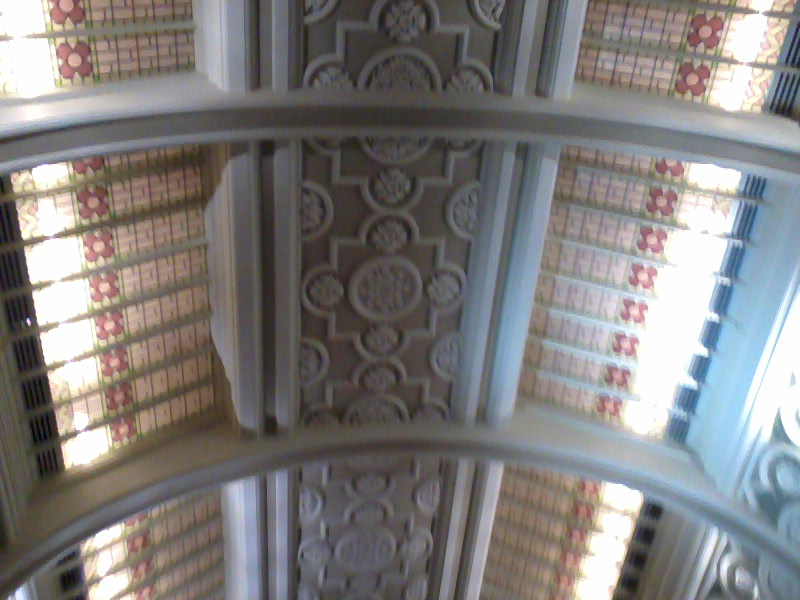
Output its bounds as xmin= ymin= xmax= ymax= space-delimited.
xmin=460 ymin=461 xmax=504 ymax=600
xmin=541 ymin=0 xmax=589 ymax=98
xmin=205 ymin=146 xmax=264 ymax=431
xmin=688 ymin=179 xmax=800 ymax=494
xmin=2 ymin=88 xmax=800 ymax=177
xmin=485 ymin=142 xmax=560 ymax=423
xmin=2 ymin=405 xmax=798 ymax=597
xmin=221 ymin=477 xmax=266 ymax=600
xmin=436 ymin=460 xmax=476 ymax=600
xmin=193 ymin=0 xmax=254 ymax=92
xmin=453 ymin=142 xmax=518 ymax=422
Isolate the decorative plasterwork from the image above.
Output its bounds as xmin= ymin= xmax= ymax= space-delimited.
xmin=296 ymin=457 xmax=442 ymax=600
xmin=703 ymin=383 xmax=800 ymax=599
xmin=302 ymin=0 xmax=502 ymax=96
xmin=295 ymin=131 xmax=486 ymax=597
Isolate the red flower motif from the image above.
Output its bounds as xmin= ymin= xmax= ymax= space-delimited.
xmin=56 ymin=41 xmax=93 ymax=80
xmin=83 ymin=230 xmax=114 ymax=262
xmin=620 ymin=299 xmax=648 ymax=324
xmin=597 ymin=394 xmax=623 ymax=417
xmin=89 ymin=273 xmax=119 ymax=302
xmin=49 ymin=0 xmax=85 ymax=24
xmin=136 ymin=586 xmax=156 ymax=600
xmin=567 ymin=528 xmax=586 ymax=545
xmin=100 ymin=347 xmax=128 ymax=376
xmin=573 ymin=501 xmax=594 ymax=520
xmin=577 ymin=480 xmax=600 ymax=496
xmin=125 ymin=513 xmax=147 ymax=528
xmin=127 ymin=531 xmax=150 ymax=554
xmin=687 ymin=14 xmax=724 ymax=49
xmin=675 ymin=62 xmax=711 ymax=97
xmin=638 ymin=226 xmax=668 ymax=254
xmin=647 ymin=186 xmax=678 ymax=217
xmin=612 ymin=332 xmax=639 ymax=357
xmin=629 ymin=264 xmax=658 ymax=290
xmin=131 ymin=559 xmax=152 ymax=580
xmin=105 ymin=383 xmax=133 ymax=411
xmin=655 ymin=159 xmax=684 ymax=177
xmin=77 ymin=187 xmax=109 ymax=219
xmin=605 ymin=366 xmax=631 ymax=389
xmin=73 ymin=157 xmax=104 ymax=174
xmin=554 ymin=573 xmax=573 ymax=590
xmin=110 ymin=416 xmax=136 ymax=442
xmin=95 ymin=312 xmax=124 ymax=340
xmin=560 ymin=549 xmax=581 ymax=568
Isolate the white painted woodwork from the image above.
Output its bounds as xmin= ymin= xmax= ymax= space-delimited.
xmin=0 ymin=406 xmax=798 ymax=598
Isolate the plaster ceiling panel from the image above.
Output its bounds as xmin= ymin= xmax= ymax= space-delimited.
xmin=293 ymin=136 xmax=486 ymax=599
xmin=302 ymin=0 xmax=506 ymax=94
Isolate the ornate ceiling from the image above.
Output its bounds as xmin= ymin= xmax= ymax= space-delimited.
xmin=1 ymin=2 xmax=800 ymax=600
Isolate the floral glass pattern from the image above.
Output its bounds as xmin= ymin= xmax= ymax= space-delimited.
xmin=7 ymin=145 xmax=215 ymax=469
xmin=0 ymin=0 xmax=194 ymax=96
xmin=520 ymin=145 xmax=743 ymax=439
xmin=575 ymin=0 xmax=797 ymax=112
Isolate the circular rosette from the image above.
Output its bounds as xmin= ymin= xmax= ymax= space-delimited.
xmin=298 ymin=537 xmax=331 ymax=566
xmin=358 ymin=323 xmax=407 ymax=359
xmin=343 ymin=395 xmax=410 ymax=425
xmin=362 ymin=169 xmax=424 ymax=211
xmin=353 ymin=359 xmax=406 ymax=393
xmin=755 ymin=443 xmax=800 ymax=503
xmin=348 ymin=471 xmax=394 ymax=497
xmin=413 ymin=477 xmax=441 ymax=515
xmin=300 ymin=181 xmax=334 ymax=241
xmin=302 ymin=267 xmax=345 ymax=316
xmin=469 ymin=0 xmax=506 ymax=29
xmin=360 ymin=136 xmax=432 ymax=166
xmin=446 ymin=62 xmax=493 ymax=94
xmin=373 ymin=0 xmax=439 ymax=43
xmin=334 ymin=527 xmax=397 ymax=573
xmin=358 ymin=48 xmax=442 ymax=92
xmin=430 ymin=334 xmax=461 ymax=381
xmin=304 ymin=58 xmax=354 ymax=90
xmin=446 ymin=181 xmax=481 ymax=239
xmin=361 ymin=214 xmax=416 ymax=254
xmin=349 ymin=256 xmax=423 ymax=322
xmin=302 ymin=404 xmax=340 ymax=428
xmin=299 ymin=485 xmax=324 ymax=525
xmin=718 ymin=550 xmax=760 ymax=600
xmin=299 ymin=338 xmax=329 ymax=387
xmin=345 ymin=498 xmax=393 ymax=525
xmin=426 ymin=266 xmax=467 ymax=311
xmin=400 ymin=529 xmax=433 ymax=561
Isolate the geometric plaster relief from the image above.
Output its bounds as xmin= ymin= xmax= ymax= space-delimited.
xmin=296 ymin=5 xmax=505 ymax=598
xmin=704 ymin=384 xmax=800 ymax=600
xmin=296 ymin=458 xmax=447 ymax=600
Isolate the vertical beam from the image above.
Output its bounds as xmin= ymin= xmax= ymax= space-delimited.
xmin=453 ymin=143 xmax=560 ymax=600
xmin=538 ymin=0 xmax=589 ymax=98
xmin=494 ymin=0 xmax=551 ymax=97
xmin=222 ymin=478 xmax=267 ymax=600
xmin=193 ymin=0 xmax=256 ymax=92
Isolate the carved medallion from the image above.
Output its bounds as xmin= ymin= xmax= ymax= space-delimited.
xmin=446 ymin=181 xmax=480 ymax=239
xmin=372 ymin=169 xmax=413 ymax=206
xmin=359 ymin=49 xmax=441 ymax=92
xmin=350 ymin=257 xmax=423 ymax=321
xmin=304 ymin=270 xmax=345 ymax=314
xmin=361 ymin=137 xmax=432 ymax=166
xmin=358 ymin=362 xmax=401 ymax=392
xmin=301 ymin=181 xmax=334 ymax=240
xmin=343 ymin=395 xmax=410 ymax=425
xmin=426 ymin=267 xmax=466 ymax=310
xmin=300 ymin=338 xmax=329 ymax=387
xmin=369 ymin=217 xmax=411 ymax=254
xmin=299 ymin=485 xmax=324 ymax=525
xmin=430 ymin=334 xmax=460 ymax=381
xmin=382 ymin=1 xmax=429 ymax=42
xmin=401 ymin=529 xmax=433 ymax=561
xmin=352 ymin=472 xmax=391 ymax=496
xmin=334 ymin=527 xmax=397 ymax=572
xmin=299 ymin=538 xmax=332 ymax=566
xmin=414 ymin=477 xmax=441 ymax=515
xmin=306 ymin=62 xmax=354 ymax=90
xmin=346 ymin=499 xmax=392 ymax=525
xmin=361 ymin=324 xmax=403 ymax=358
xmin=470 ymin=0 xmax=506 ymax=29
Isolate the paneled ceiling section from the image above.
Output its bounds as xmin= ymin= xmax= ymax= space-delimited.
xmin=274 ymin=4 xmax=514 ymax=600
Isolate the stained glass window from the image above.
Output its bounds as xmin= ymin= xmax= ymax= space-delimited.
xmin=2 ymin=145 xmax=218 ymax=471
xmin=0 ymin=0 xmax=194 ymax=97
xmin=575 ymin=0 xmax=798 ymax=111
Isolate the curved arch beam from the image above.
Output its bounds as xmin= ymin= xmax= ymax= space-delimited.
xmin=2 ymin=84 xmax=799 ymax=176
xmin=0 ymin=406 xmax=796 ymax=596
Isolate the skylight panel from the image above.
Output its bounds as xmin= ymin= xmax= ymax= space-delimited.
xmin=575 ymin=0 xmax=798 ymax=112
xmin=481 ymin=466 xmax=651 ymax=600
xmin=0 ymin=0 xmax=194 ymax=97
xmin=520 ymin=146 xmax=759 ymax=439
xmin=34 ymin=490 xmax=224 ymax=600
xmin=0 ymin=145 xmax=218 ymax=473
